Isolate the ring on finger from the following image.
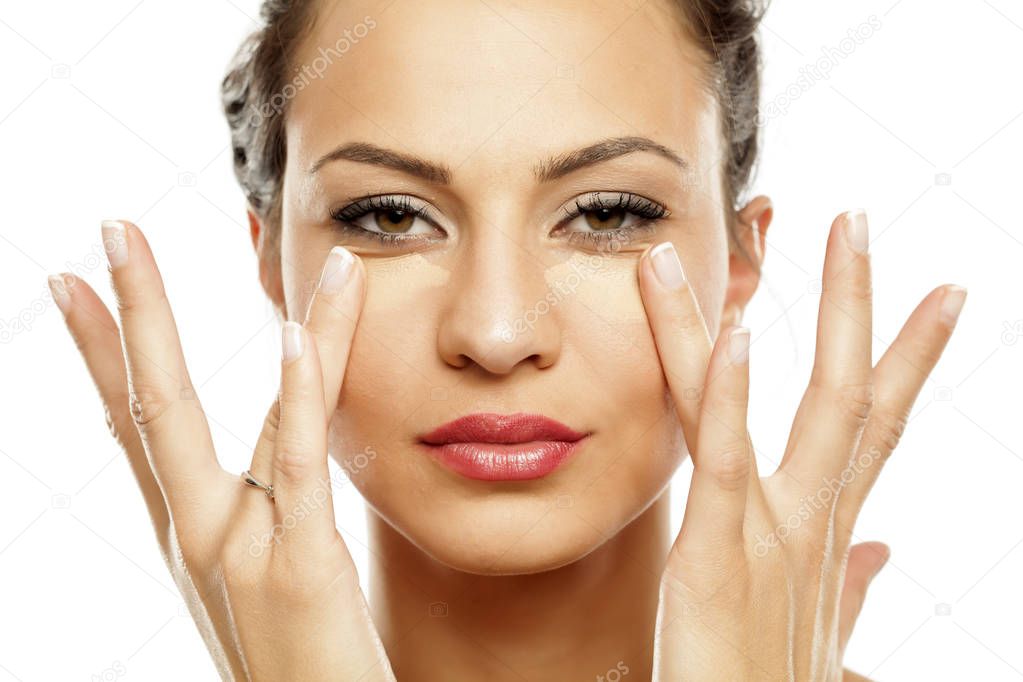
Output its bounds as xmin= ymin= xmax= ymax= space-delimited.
xmin=240 ymin=470 xmax=275 ymax=501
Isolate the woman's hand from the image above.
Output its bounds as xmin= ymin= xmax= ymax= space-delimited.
xmin=50 ymin=221 xmax=394 ymax=681
xmin=639 ymin=210 xmax=965 ymax=680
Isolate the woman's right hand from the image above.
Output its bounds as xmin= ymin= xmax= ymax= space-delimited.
xmin=640 ymin=210 xmax=963 ymax=680
xmin=50 ymin=220 xmax=394 ymax=681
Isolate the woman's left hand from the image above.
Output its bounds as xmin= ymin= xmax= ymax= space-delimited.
xmin=639 ymin=210 xmax=965 ymax=680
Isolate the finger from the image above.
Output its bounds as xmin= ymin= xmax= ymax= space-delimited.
xmin=101 ymin=220 xmax=220 ymax=508
xmin=838 ymin=541 xmax=890 ymax=653
xmin=303 ymin=245 xmax=363 ymax=418
xmin=676 ymin=326 xmax=752 ymax=552
xmin=48 ymin=272 xmax=169 ymax=533
xmin=843 ymin=671 xmax=874 ymax=682
xmin=780 ymin=210 xmax=873 ymax=487
xmin=246 ymin=246 xmax=363 ymax=491
xmin=246 ymin=398 xmax=282 ymax=503
xmin=837 ymin=284 xmax=967 ymax=523
xmin=638 ymin=241 xmax=714 ymax=455
xmin=271 ymin=321 xmax=336 ymax=547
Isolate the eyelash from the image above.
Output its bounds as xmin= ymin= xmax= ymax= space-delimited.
xmin=329 ymin=195 xmax=437 ymax=246
xmin=558 ymin=192 xmax=668 ymax=247
xmin=328 ymin=191 xmax=669 ymax=247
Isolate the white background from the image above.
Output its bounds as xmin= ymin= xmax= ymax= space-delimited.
xmin=1 ymin=1 xmax=1021 ymax=679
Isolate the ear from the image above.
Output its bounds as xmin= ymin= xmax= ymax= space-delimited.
xmin=721 ymin=194 xmax=773 ymax=331
xmin=248 ymin=209 xmax=286 ymax=315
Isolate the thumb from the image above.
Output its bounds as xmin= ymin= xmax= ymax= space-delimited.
xmin=838 ymin=541 xmax=890 ymax=652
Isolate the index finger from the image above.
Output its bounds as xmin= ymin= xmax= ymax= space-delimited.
xmin=638 ymin=241 xmax=714 ymax=456
xmin=302 ymin=245 xmax=365 ymax=419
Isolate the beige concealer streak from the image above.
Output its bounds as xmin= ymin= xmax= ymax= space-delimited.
xmin=543 ymin=251 xmax=647 ymax=324
xmin=365 ymin=252 xmax=451 ymax=289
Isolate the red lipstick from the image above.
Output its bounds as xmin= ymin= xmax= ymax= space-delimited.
xmin=418 ymin=412 xmax=588 ymax=481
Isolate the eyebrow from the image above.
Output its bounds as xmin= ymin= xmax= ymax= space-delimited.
xmin=308 ymin=136 xmax=688 ymax=183
xmin=310 ymin=142 xmax=452 ymax=183
xmin=533 ymin=136 xmax=688 ymax=182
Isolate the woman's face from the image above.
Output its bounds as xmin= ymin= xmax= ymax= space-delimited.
xmin=267 ymin=0 xmax=759 ymax=574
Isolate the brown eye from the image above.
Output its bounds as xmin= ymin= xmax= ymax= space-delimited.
xmin=375 ymin=210 xmax=416 ymax=233
xmin=584 ymin=207 xmax=626 ymax=231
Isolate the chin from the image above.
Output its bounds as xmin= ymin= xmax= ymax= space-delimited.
xmin=368 ymin=487 xmax=630 ymax=576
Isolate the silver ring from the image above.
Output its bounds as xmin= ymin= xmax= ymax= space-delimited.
xmin=241 ymin=470 xmax=275 ymax=500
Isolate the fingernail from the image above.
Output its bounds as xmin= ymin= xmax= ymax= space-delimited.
xmin=318 ymin=246 xmax=355 ymax=295
xmin=649 ymin=241 xmax=687 ymax=290
xmin=282 ymin=321 xmax=304 ymax=362
xmin=844 ymin=209 xmax=869 ymax=255
xmin=939 ymin=285 xmax=967 ymax=327
xmin=47 ymin=274 xmax=71 ymax=316
xmin=101 ymin=220 xmax=128 ymax=268
xmin=872 ymin=544 xmax=891 ymax=574
xmin=728 ymin=326 xmax=750 ymax=365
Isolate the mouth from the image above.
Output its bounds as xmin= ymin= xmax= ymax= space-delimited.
xmin=417 ymin=412 xmax=589 ymax=481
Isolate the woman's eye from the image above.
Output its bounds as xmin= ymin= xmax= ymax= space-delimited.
xmin=330 ymin=195 xmax=441 ymax=244
xmin=558 ymin=192 xmax=669 ymax=241
xmin=345 ymin=208 xmax=433 ymax=236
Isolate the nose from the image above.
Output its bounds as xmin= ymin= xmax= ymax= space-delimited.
xmin=436 ymin=236 xmax=561 ymax=375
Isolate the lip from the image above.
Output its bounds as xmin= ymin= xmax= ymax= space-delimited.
xmin=418 ymin=412 xmax=589 ymax=481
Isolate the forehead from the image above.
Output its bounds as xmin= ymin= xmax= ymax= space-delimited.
xmin=287 ymin=0 xmax=719 ymax=179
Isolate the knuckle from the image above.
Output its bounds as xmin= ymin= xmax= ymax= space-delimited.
xmin=865 ymin=407 xmax=907 ymax=455
xmin=273 ymin=440 xmax=313 ymax=485
xmin=834 ymin=381 xmax=874 ymax=429
xmin=114 ymin=279 xmax=169 ymax=315
xmin=127 ymin=380 xmax=176 ymax=429
xmin=103 ymin=393 xmax=135 ymax=444
xmin=706 ymin=442 xmax=751 ymax=490
xmin=827 ymin=271 xmax=872 ymax=304
xmin=71 ymin=327 xmax=106 ymax=358
xmin=278 ymin=381 xmax=317 ymax=411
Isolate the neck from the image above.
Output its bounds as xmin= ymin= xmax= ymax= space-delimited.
xmin=368 ymin=493 xmax=671 ymax=681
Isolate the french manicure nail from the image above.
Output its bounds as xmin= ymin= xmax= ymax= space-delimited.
xmin=876 ymin=545 xmax=891 ymax=571
xmin=649 ymin=242 xmax=687 ymax=290
xmin=101 ymin=220 xmax=128 ymax=268
xmin=282 ymin=321 xmax=304 ymax=362
xmin=844 ymin=209 xmax=869 ymax=255
xmin=47 ymin=274 xmax=71 ymax=316
xmin=939 ymin=285 xmax=967 ymax=327
xmin=729 ymin=327 xmax=750 ymax=365
xmin=318 ymin=245 xmax=355 ymax=295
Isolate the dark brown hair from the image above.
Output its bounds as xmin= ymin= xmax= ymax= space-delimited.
xmin=221 ymin=0 xmax=767 ymax=256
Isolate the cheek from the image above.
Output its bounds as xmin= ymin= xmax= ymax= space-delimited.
xmin=546 ymin=251 xmax=656 ymax=381
xmin=549 ymin=253 xmax=683 ymax=511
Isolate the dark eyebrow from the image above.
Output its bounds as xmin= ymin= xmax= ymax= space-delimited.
xmin=533 ymin=136 xmax=689 ymax=182
xmin=309 ymin=142 xmax=452 ymax=183
xmin=309 ymin=135 xmax=687 ymax=183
